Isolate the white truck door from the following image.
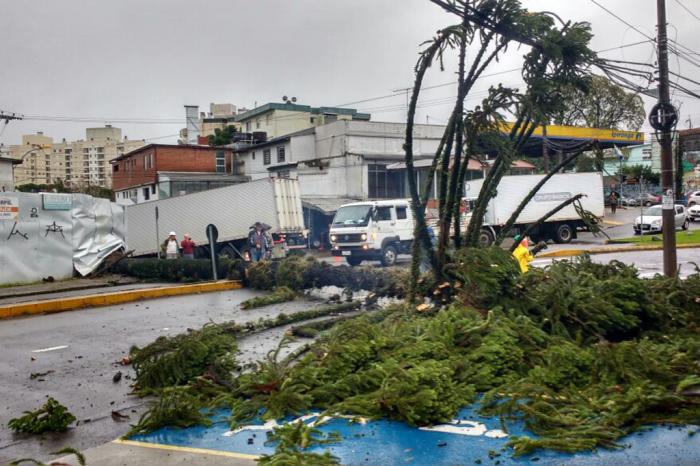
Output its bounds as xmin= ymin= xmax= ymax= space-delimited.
xmin=394 ymin=205 xmax=413 ymax=240
xmin=374 ymin=205 xmax=394 ymax=240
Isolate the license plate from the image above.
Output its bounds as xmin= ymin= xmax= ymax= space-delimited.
xmin=341 ymin=251 xmax=351 ymax=256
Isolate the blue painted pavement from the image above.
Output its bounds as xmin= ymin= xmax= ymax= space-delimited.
xmin=131 ymin=405 xmax=700 ymax=465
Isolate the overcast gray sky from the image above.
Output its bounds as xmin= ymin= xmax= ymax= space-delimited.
xmin=1 ymin=0 xmax=698 ymax=145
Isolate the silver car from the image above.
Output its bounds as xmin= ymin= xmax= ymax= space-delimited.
xmin=633 ymin=204 xmax=689 ymax=234
xmin=689 ymin=204 xmax=700 ymax=222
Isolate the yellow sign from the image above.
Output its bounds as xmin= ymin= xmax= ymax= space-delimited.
xmin=500 ymin=122 xmax=644 ymax=144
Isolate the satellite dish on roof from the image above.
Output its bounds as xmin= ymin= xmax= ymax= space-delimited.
xmin=291 ymin=97 xmax=297 ymax=103
xmin=282 ymin=96 xmax=288 ymax=102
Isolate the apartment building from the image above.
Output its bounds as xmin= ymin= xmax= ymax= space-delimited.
xmin=8 ymin=126 xmax=145 ymax=188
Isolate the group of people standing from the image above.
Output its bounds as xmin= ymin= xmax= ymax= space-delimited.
xmin=159 ymin=222 xmax=272 ymax=262
xmin=161 ymin=232 xmax=196 ymax=259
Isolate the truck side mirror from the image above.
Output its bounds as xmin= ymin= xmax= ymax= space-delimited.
xmin=371 ymin=208 xmax=377 ymax=221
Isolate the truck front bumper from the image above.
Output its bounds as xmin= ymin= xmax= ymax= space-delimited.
xmin=331 ymin=245 xmax=381 ymax=260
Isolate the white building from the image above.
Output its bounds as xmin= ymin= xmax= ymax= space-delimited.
xmin=233 ymin=120 xmax=481 ymax=245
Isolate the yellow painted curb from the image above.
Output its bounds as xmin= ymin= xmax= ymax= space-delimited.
xmin=113 ymin=439 xmax=258 ymax=460
xmin=0 ymin=280 xmax=242 ymax=320
xmin=538 ymin=243 xmax=700 ymax=258
xmin=601 ymin=220 xmax=624 ymax=226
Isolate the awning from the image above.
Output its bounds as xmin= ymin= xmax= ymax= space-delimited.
xmin=387 ymin=158 xmax=486 ymax=170
xmin=302 ymin=197 xmax=363 ymax=215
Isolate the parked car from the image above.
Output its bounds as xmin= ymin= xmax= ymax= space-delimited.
xmin=687 ymin=190 xmax=700 ymax=206
xmin=641 ymin=193 xmax=661 ymax=206
xmin=633 ymin=204 xmax=689 ymax=234
xmin=688 ymin=203 xmax=700 ymax=222
xmin=620 ymin=196 xmax=638 ymax=207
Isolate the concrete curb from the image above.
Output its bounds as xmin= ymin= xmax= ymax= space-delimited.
xmin=0 ymin=280 xmax=242 ymax=320
xmin=538 ymin=243 xmax=700 ymax=258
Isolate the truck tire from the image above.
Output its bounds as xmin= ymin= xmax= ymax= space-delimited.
xmin=380 ymin=245 xmax=397 ymax=267
xmin=478 ymin=229 xmax=494 ymax=247
xmin=346 ymin=257 xmax=363 ymax=266
xmin=553 ymin=223 xmax=574 ymax=244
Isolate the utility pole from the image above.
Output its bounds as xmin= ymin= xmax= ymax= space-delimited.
xmin=651 ymin=0 xmax=678 ymax=277
xmin=0 ymin=111 xmax=23 ymax=123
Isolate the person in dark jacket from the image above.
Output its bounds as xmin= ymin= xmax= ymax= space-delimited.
xmin=248 ymin=222 xmax=270 ymax=262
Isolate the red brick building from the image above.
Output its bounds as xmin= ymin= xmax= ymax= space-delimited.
xmin=111 ymin=144 xmax=243 ymax=204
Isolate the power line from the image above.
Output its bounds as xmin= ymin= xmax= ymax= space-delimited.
xmin=673 ymin=0 xmax=700 ymax=22
xmin=588 ymin=0 xmax=655 ymax=41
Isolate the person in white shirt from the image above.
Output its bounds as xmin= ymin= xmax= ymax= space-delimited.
xmin=161 ymin=231 xmax=180 ymax=259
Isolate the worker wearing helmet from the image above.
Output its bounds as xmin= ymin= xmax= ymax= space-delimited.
xmin=512 ymin=234 xmax=534 ymax=273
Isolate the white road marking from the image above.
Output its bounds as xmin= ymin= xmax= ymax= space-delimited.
xmin=32 ymin=345 xmax=68 ymax=353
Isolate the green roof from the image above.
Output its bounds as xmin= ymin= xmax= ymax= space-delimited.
xmin=235 ymin=102 xmax=370 ymax=122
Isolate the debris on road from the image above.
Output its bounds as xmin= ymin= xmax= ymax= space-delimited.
xmin=8 ymin=398 xmax=76 ymax=434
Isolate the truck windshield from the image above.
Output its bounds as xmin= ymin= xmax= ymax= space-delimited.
xmin=332 ymin=205 xmax=372 ymax=227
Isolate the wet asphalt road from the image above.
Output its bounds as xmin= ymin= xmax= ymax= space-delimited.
xmin=0 ymin=289 xmax=323 ymax=464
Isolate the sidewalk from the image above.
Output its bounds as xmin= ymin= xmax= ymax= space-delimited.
xmin=0 ymin=275 xmax=140 ymax=300
xmin=53 ymin=440 xmax=256 ymax=466
xmin=0 ymin=280 xmax=242 ymax=319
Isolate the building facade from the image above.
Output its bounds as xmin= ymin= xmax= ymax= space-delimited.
xmin=111 ymin=144 xmax=244 ymax=204
xmin=6 ymin=126 xmax=145 ymax=188
xmin=234 ymin=102 xmax=371 ymax=139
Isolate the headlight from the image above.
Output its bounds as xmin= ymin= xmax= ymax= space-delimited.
xmin=652 ymin=219 xmax=662 ymax=226
xmin=330 ymin=235 xmax=337 ymax=242
xmin=361 ymin=233 xmax=367 ymax=241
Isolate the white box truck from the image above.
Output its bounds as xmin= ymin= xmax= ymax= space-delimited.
xmin=328 ymin=173 xmax=604 ymax=266
xmin=125 ymin=178 xmax=305 ymax=258
xmin=464 ymin=172 xmax=605 ymax=245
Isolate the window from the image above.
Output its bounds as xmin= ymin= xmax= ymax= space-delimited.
xmin=278 ymin=170 xmax=290 ymax=179
xmin=256 ymin=119 xmax=261 ymax=129
xmin=246 ymin=122 xmax=251 ymax=132
xmin=676 ymin=206 xmax=684 ymax=214
xmin=151 ymin=185 xmax=156 ymax=194
xmin=277 ymin=145 xmax=285 ymax=163
xmin=375 ymin=206 xmax=392 ymax=221
xmin=396 ymin=206 xmax=407 ymax=220
xmin=368 ymin=164 xmax=405 ymax=199
xmin=252 ymin=151 xmax=256 ymax=160
xmin=143 ymin=187 xmax=150 ymax=201
xmin=144 ymin=153 xmax=153 ymax=170
xmin=263 ymin=149 xmax=271 ymax=165
xmin=266 ymin=114 xmax=271 ymax=124
xmin=216 ymin=150 xmax=226 ymax=173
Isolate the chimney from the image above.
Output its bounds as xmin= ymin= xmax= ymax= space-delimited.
xmin=184 ymin=105 xmax=200 ymax=145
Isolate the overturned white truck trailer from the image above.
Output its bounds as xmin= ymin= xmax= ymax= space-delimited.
xmin=124 ymin=178 xmax=306 ymax=259
xmin=0 ymin=192 xmax=126 ymax=285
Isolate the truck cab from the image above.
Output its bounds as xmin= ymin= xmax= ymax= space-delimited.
xmin=330 ymin=199 xmax=413 ymax=266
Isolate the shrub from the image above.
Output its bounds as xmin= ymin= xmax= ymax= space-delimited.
xmin=8 ymin=398 xmax=76 ymax=434
xmin=115 ymin=258 xmax=233 ymax=282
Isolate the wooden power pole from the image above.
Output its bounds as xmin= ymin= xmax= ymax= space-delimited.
xmin=651 ymin=0 xmax=679 ymax=277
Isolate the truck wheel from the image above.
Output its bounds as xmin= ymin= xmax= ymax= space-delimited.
xmin=380 ymin=245 xmax=397 ymax=267
xmin=478 ymin=229 xmax=494 ymax=247
xmin=553 ymin=223 xmax=573 ymax=244
xmin=346 ymin=257 xmax=363 ymax=266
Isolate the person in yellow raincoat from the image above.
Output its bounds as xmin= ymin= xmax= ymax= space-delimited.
xmin=512 ymin=234 xmax=533 ymax=273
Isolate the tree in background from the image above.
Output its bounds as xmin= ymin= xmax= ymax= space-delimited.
xmin=208 ymin=125 xmax=238 ymax=146
xmin=16 ymin=180 xmax=113 ymax=200
xmin=552 ymin=75 xmax=646 ymax=171
xmin=621 ymin=164 xmax=660 ymax=186
xmin=552 ymin=75 xmax=645 ymax=130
